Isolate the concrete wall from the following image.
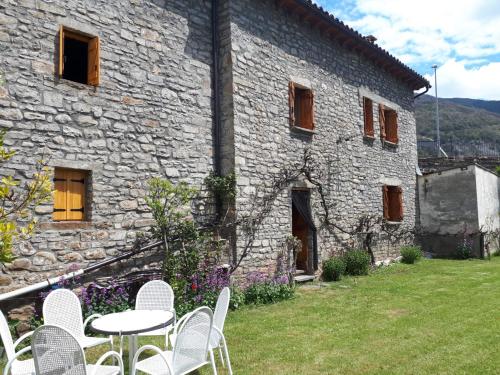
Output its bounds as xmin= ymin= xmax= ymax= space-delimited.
xmin=475 ymin=166 xmax=500 ymax=232
xmin=226 ymin=0 xmax=419 ymax=275
xmin=417 ymin=165 xmax=498 ymax=257
xmin=0 ymin=0 xmax=215 ymax=292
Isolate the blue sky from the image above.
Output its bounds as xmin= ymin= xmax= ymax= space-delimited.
xmin=312 ymin=0 xmax=500 ymax=100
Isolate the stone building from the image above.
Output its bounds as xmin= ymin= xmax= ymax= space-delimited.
xmin=0 ymin=0 xmax=429 ymax=293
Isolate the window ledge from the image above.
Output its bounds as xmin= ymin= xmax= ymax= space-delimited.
xmin=385 ymin=220 xmax=403 ymax=225
xmin=383 ymin=140 xmax=399 ymax=147
xmin=291 ymin=126 xmax=316 ymax=136
xmin=363 ymin=134 xmax=376 ymax=141
xmin=40 ymin=221 xmax=92 ymax=230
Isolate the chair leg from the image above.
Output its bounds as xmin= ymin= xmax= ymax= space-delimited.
xmin=218 ymin=346 xmax=225 ymax=367
xmin=209 ymin=349 xmax=218 ymax=375
xmin=221 ymin=335 xmax=233 ymax=375
xmin=110 ymin=336 xmax=115 ymax=365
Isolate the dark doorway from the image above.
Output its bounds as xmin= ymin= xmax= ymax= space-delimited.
xmin=292 ymin=190 xmax=318 ymax=274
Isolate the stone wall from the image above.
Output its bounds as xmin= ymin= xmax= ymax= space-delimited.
xmin=225 ymin=0 xmax=419 ymax=275
xmin=0 ymin=0 xmax=215 ymax=292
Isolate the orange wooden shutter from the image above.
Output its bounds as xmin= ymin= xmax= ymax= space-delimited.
xmin=53 ymin=169 xmax=68 ymax=221
xmin=382 ymin=186 xmax=389 ymax=220
xmin=59 ymin=25 xmax=64 ymax=77
xmin=397 ymin=187 xmax=403 ymax=220
xmin=67 ymin=170 xmax=86 ymax=221
xmin=308 ymin=90 xmax=315 ymax=130
xmin=87 ymin=36 xmax=100 ymax=86
xmin=289 ymin=82 xmax=295 ymax=127
xmin=364 ymin=98 xmax=374 ymax=136
xmin=379 ymin=104 xmax=386 ymax=140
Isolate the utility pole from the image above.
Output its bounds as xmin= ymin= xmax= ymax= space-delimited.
xmin=432 ymin=65 xmax=441 ymax=156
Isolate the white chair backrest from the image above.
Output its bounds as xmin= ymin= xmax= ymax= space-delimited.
xmin=135 ymin=280 xmax=174 ymax=311
xmin=213 ymin=287 xmax=230 ymax=332
xmin=0 ymin=310 xmax=15 ymax=361
xmin=32 ymin=325 xmax=87 ymax=375
xmin=172 ymin=307 xmax=213 ymax=374
xmin=43 ymin=289 xmax=85 ymax=340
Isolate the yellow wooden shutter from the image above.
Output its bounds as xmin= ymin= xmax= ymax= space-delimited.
xmin=59 ymin=25 xmax=64 ymax=77
xmin=289 ymin=82 xmax=295 ymax=127
xmin=67 ymin=170 xmax=86 ymax=221
xmin=53 ymin=169 xmax=68 ymax=221
xmin=87 ymin=36 xmax=100 ymax=86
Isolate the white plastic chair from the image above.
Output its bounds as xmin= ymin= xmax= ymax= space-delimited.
xmin=170 ymin=288 xmax=233 ymax=374
xmin=131 ymin=306 xmax=217 ymax=375
xmin=42 ymin=289 xmax=112 ymax=351
xmin=135 ymin=280 xmax=175 ymax=347
xmin=32 ymin=325 xmax=123 ymax=375
xmin=0 ymin=310 xmax=34 ymax=375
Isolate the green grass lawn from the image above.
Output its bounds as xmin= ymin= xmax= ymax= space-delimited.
xmin=3 ymin=258 xmax=500 ymax=374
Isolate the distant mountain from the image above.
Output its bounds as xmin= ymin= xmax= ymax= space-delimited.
xmin=415 ymin=95 xmax=500 ymax=143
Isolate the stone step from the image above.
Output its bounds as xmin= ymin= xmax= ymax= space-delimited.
xmin=295 ymin=269 xmax=306 ymax=276
xmin=294 ymin=275 xmax=316 ymax=283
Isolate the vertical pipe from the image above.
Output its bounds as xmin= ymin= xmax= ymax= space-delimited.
xmin=432 ymin=65 xmax=440 ymax=157
xmin=212 ymin=0 xmax=221 ymax=177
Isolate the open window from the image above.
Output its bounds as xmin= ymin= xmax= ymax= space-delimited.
xmin=289 ymin=82 xmax=315 ymax=131
xmin=53 ymin=168 xmax=88 ymax=221
xmin=379 ymin=104 xmax=398 ymax=144
xmin=383 ymin=185 xmax=403 ymax=222
xmin=363 ymin=97 xmax=374 ymax=137
xmin=59 ymin=25 xmax=100 ymax=86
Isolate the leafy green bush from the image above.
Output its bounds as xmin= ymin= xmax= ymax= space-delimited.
xmin=493 ymin=249 xmax=500 ymax=257
xmin=455 ymin=237 xmax=473 ymax=259
xmin=343 ymin=250 xmax=370 ymax=276
xmin=244 ymin=283 xmax=294 ymax=305
xmin=322 ymin=257 xmax=346 ymax=281
xmin=400 ymin=246 xmax=423 ymax=264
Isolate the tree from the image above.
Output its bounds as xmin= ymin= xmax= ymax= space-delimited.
xmin=0 ymin=129 xmax=52 ymax=263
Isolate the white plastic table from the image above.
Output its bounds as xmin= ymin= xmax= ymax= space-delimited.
xmin=90 ymin=310 xmax=174 ymax=371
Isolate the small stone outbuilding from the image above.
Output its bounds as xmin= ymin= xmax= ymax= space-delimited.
xmin=418 ymin=164 xmax=500 ymax=257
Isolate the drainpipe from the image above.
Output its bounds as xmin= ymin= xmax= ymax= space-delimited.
xmin=414 ymin=85 xmax=430 ymax=99
xmin=212 ymin=0 xmax=222 ymax=177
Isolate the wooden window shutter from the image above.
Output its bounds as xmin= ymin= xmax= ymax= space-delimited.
xmin=363 ymin=97 xmax=374 ymax=136
xmin=87 ymin=36 xmax=100 ymax=86
xmin=382 ymin=186 xmax=389 ymax=220
xmin=59 ymin=25 xmax=64 ymax=77
xmin=289 ymin=82 xmax=295 ymax=127
xmin=308 ymin=90 xmax=315 ymax=130
xmin=379 ymin=104 xmax=386 ymax=140
xmin=396 ymin=187 xmax=403 ymax=220
xmin=53 ymin=169 xmax=68 ymax=221
xmin=52 ymin=169 xmax=86 ymax=221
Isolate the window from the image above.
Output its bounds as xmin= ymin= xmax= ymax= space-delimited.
xmin=53 ymin=168 xmax=88 ymax=221
xmin=59 ymin=25 xmax=100 ymax=86
xmin=379 ymin=104 xmax=398 ymax=144
xmin=363 ymin=97 xmax=374 ymax=137
xmin=382 ymin=185 xmax=403 ymax=222
xmin=289 ymin=82 xmax=315 ymax=131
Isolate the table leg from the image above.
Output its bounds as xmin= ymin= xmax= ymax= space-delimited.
xmin=129 ymin=334 xmax=138 ymax=372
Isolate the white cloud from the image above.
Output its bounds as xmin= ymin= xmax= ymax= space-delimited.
xmin=424 ymin=60 xmax=500 ymax=100
xmin=315 ymin=0 xmax=500 ymax=98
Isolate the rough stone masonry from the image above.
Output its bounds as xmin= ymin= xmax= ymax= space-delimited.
xmin=0 ymin=0 xmax=428 ymax=297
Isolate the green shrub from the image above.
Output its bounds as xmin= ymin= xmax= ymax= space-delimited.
xmin=244 ymin=282 xmax=294 ymax=305
xmin=343 ymin=250 xmax=370 ymax=276
xmin=400 ymin=246 xmax=423 ymax=264
xmin=322 ymin=257 xmax=346 ymax=281
xmin=493 ymin=250 xmax=500 ymax=257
